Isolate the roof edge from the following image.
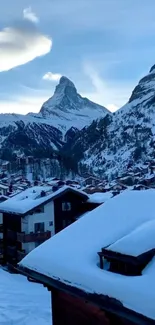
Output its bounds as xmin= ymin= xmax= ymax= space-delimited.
xmin=17 ymin=265 xmax=155 ymax=325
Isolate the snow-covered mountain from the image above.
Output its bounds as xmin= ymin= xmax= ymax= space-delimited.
xmin=2 ymin=65 xmax=155 ymax=178
xmin=0 ymin=77 xmax=109 ymax=157
xmin=65 ymin=65 xmax=155 ymax=178
xmin=39 ymin=76 xmax=110 ymax=131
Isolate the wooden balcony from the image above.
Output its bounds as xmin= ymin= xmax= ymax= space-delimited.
xmin=17 ymin=231 xmax=51 ymax=243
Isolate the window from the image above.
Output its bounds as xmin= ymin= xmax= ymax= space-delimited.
xmin=62 ymin=202 xmax=71 ymax=211
xmin=49 ymin=221 xmax=53 ymax=226
xmin=34 ymin=222 xmax=45 ymax=233
xmin=34 ymin=206 xmax=44 ymax=214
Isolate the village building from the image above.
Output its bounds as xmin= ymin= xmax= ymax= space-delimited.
xmin=0 ymin=183 xmax=9 ymax=196
xmin=0 ymin=185 xmax=90 ymax=266
xmin=19 ymin=190 xmax=155 ymax=325
xmin=84 ymin=176 xmax=101 ymax=187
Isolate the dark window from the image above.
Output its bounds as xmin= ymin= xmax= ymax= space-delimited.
xmin=62 ymin=202 xmax=71 ymax=211
xmin=49 ymin=221 xmax=53 ymax=226
xmin=34 ymin=222 xmax=45 ymax=233
xmin=34 ymin=206 xmax=44 ymax=214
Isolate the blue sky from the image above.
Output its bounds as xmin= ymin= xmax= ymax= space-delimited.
xmin=1 ymin=0 xmax=155 ymax=114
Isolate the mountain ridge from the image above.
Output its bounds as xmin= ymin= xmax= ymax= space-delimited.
xmin=63 ymin=64 xmax=155 ymax=178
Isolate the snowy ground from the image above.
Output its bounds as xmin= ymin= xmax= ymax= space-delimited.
xmin=0 ymin=268 xmax=51 ymax=325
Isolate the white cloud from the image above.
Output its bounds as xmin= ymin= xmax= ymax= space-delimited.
xmin=0 ymin=23 xmax=52 ymax=72
xmin=23 ymin=7 xmax=39 ymax=24
xmin=43 ymin=72 xmax=62 ymax=82
xmin=83 ymin=63 xmax=134 ymax=111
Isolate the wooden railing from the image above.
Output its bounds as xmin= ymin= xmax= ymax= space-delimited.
xmin=17 ymin=231 xmax=51 ymax=243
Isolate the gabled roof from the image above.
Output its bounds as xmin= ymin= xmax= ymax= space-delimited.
xmin=0 ymin=183 xmax=8 ymax=190
xmin=20 ymin=189 xmax=155 ymax=321
xmin=0 ymin=185 xmax=88 ymax=215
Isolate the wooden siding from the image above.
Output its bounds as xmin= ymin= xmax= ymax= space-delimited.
xmin=54 ymin=192 xmax=87 ymax=233
xmin=3 ymin=213 xmax=22 ymax=264
xmin=51 ymin=289 xmax=135 ymax=325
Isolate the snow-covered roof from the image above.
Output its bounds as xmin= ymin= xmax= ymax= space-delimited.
xmin=88 ymin=192 xmax=113 ymax=204
xmin=0 ymin=185 xmax=88 ymax=215
xmin=107 ymin=219 xmax=155 ymax=257
xmin=20 ymin=190 xmax=155 ymax=320
xmin=0 ymin=184 xmax=8 ymax=190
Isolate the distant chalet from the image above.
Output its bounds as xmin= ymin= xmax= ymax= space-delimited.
xmin=0 ymin=185 xmax=92 ymax=265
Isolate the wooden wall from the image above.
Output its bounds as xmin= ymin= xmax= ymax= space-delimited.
xmin=54 ymin=192 xmax=86 ymax=233
xmin=51 ymin=289 xmax=135 ymax=325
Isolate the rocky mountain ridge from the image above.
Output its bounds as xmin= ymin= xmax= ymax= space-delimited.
xmin=64 ymin=65 xmax=155 ymax=178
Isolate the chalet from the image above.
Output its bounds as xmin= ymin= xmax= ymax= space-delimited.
xmin=1 ymin=161 xmax=10 ymax=172
xmin=19 ymin=190 xmax=155 ymax=325
xmin=0 ymin=183 xmax=9 ymax=196
xmin=84 ymin=186 xmax=107 ymax=194
xmin=0 ymin=185 xmax=89 ymax=266
xmin=84 ymin=176 xmax=101 ymax=187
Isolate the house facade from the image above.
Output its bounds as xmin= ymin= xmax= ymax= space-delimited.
xmin=0 ymin=184 xmax=9 ymax=196
xmin=0 ymin=186 xmax=89 ymax=265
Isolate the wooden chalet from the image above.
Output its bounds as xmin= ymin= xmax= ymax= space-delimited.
xmin=19 ymin=190 xmax=155 ymax=325
xmin=84 ymin=176 xmax=101 ymax=187
xmin=0 ymin=185 xmax=90 ymax=266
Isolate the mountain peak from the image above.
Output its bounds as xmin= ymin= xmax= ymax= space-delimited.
xmin=39 ymin=75 xmax=109 ymax=127
xmin=53 ymin=75 xmax=77 ymax=98
xmin=59 ymin=76 xmax=75 ymax=88
xmin=149 ymin=64 xmax=155 ymax=74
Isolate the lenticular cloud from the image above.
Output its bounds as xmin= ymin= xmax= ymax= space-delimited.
xmin=0 ymin=22 xmax=52 ymax=72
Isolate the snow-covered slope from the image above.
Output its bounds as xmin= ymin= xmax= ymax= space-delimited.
xmin=0 ymin=268 xmax=51 ymax=325
xmin=65 ymin=64 xmax=155 ymax=177
xmin=40 ymin=76 xmax=110 ymax=131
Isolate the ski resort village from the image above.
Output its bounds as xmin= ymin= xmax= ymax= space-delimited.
xmin=1 ymin=71 xmax=155 ymax=324
xmin=0 ymin=162 xmax=155 ymax=324
xmin=2 ymin=1 xmax=155 ymax=324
